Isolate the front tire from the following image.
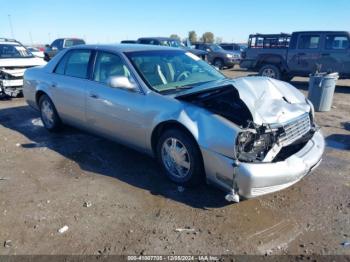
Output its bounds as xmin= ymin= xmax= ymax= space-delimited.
xmin=156 ymin=129 xmax=203 ymax=186
xmin=259 ymin=64 xmax=281 ymax=80
xmin=213 ymin=58 xmax=224 ymax=70
xmin=39 ymin=94 xmax=61 ymax=132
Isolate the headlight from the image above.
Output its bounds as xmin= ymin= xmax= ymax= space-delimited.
xmin=236 ymin=131 xmax=275 ymax=162
xmin=226 ymin=54 xmax=233 ymax=58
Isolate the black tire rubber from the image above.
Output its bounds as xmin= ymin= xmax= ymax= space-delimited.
xmin=156 ymin=129 xmax=204 ymax=187
xmin=39 ymin=94 xmax=62 ymax=132
xmin=44 ymin=53 xmax=50 ymax=62
xmin=213 ymin=58 xmax=224 ymax=70
xmin=259 ymin=64 xmax=281 ymax=80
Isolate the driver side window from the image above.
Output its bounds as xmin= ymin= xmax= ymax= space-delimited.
xmin=93 ymin=52 xmax=131 ymax=85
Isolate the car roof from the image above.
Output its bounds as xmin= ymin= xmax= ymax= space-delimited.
xmin=138 ymin=37 xmax=179 ymax=41
xmin=69 ymin=44 xmax=182 ymax=53
xmin=0 ymin=41 xmax=20 ymax=45
xmin=292 ymin=31 xmax=350 ymax=34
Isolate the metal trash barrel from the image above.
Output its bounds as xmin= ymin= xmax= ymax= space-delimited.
xmin=308 ymin=72 xmax=339 ymax=112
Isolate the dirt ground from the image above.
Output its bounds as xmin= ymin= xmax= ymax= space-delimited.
xmin=0 ymin=68 xmax=349 ymax=257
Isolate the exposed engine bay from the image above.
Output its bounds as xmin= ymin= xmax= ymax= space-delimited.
xmin=177 ymin=85 xmax=254 ymax=127
xmin=177 ymin=85 xmax=315 ymax=163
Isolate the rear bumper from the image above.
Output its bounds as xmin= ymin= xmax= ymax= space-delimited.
xmin=203 ymin=129 xmax=325 ymax=199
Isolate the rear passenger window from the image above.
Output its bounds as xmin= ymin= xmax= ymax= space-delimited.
xmin=325 ymin=35 xmax=349 ymax=50
xmin=64 ymin=50 xmax=91 ymax=78
xmin=298 ymin=35 xmax=320 ymax=49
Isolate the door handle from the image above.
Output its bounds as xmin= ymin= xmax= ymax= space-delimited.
xmin=298 ymin=53 xmax=306 ymax=56
xmin=321 ymin=53 xmax=330 ymax=56
xmin=89 ymin=93 xmax=99 ymax=99
xmin=51 ymin=82 xmax=57 ymax=88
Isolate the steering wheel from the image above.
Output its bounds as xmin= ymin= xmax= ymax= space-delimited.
xmin=176 ymin=71 xmax=191 ymax=82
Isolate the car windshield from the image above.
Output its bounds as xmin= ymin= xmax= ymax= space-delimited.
xmin=64 ymin=39 xmax=85 ymax=48
xmin=126 ymin=50 xmax=225 ymax=93
xmin=209 ymin=44 xmax=223 ymax=51
xmin=0 ymin=44 xmax=34 ymax=58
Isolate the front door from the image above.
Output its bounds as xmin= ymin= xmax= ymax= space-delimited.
xmin=85 ymin=51 xmax=146 ymax=150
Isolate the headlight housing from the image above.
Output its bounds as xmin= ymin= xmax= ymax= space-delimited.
xmin=226 ymin=54 xmax=233 ymax=58
xmin=236 ymin=131 xmax=276 ymax=162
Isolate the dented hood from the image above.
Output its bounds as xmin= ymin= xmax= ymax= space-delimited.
xmin=0 ymin=57 xmax=46 ymax=76
xmin=176 ymin=76 xmax=310 ymax=126
xmin=232 ymin=77 xmax=310 ymax=125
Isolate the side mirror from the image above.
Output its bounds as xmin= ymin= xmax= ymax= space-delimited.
xmin=45 ymin=44 xmax=50 ymax=48
xmin=108 ymin=76 xmax=137 ymax=91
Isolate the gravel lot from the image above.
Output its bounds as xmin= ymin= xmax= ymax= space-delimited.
xmin=0 ymin=68 xmax=349 ymax=256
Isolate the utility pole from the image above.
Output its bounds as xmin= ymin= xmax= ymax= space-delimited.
xmin=8 ymin=15 xmax=15 ymax=39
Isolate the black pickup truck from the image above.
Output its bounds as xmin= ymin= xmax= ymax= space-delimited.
xmin=240 ymin=31 xmax=350 ymax=80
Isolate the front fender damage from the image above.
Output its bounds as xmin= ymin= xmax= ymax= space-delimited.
xmin=176 ymin=77 xmax=319 ymax=201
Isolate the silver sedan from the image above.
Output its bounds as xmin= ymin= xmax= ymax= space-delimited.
xmin=23 ymin=44 xmax=324 ymax=202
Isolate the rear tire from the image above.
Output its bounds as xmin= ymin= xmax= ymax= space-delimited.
xmin=156 ymin=129 xmax=204 ymax=187
xmin=39 ymin=94 xmax=61 ymax=132
xmin=259 ymin=64 xmax=281 ymax=80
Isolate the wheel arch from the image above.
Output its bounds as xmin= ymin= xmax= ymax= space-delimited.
xmin=256 ymin=54 xmax=289 ymax=72
xmin=35 ymin=90 xmax=48 ymax=107
xmin=150 ymin=120 xmax=201 ymax=158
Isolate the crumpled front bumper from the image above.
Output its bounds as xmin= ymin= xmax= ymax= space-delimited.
xmin=202 ymin=129 xmax=324 ymax=199
xmin=235 ymin=129 xmax=324 ymax=198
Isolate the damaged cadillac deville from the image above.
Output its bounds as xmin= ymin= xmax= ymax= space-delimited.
xmin=23 ymin=45 xmax=325 ymax=202
xmin=0 ymin=38 xmax=46 ymax=97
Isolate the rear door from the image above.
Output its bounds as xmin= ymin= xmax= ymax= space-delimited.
xmin=49 ymin=49 xmax=93 ymax=127
xmin=321 ymin=33 xmax=350 ymax=74
xmin=287 ymin=33 xmax=322 ymax=75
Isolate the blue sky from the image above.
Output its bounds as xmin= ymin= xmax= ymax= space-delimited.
xmin=1 ymin=0 xmax=349 ymax=45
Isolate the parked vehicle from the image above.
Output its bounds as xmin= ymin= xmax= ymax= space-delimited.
xmin=240 ymin=31 xmax=350 ymax=80
xmin=26 ymin=46 xmax=45 ymax=59
xmin=23 ymin=45 xmax=324 ymax=201
xmin=194 ymin=43 xmax=241 ymax=69
xmin=121 ymin=40 xmax=137 ymax=44
xmin=0 ymin=38 xmax=46 ymax=97
xmin=44 ymin=38 xmax=85 ymax=61
xmin=220 ymin=43 xmax=246 ymax=53
xmin=137 ymin=37 xmax=207 ymax=60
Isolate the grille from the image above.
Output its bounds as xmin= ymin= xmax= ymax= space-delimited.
xmin=278 ymin=113 xmax=311 ymax=146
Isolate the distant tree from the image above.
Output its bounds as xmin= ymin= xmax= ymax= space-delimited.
xmin=188 ymin=31 xmax=197 ymax=43
xmin=202 ymin=32 xmax=214 ymax=43
xmin=170 ymin=34 xmax=181 ymax=41
xmin=215 ymin=37 xmax=223 ymax=44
